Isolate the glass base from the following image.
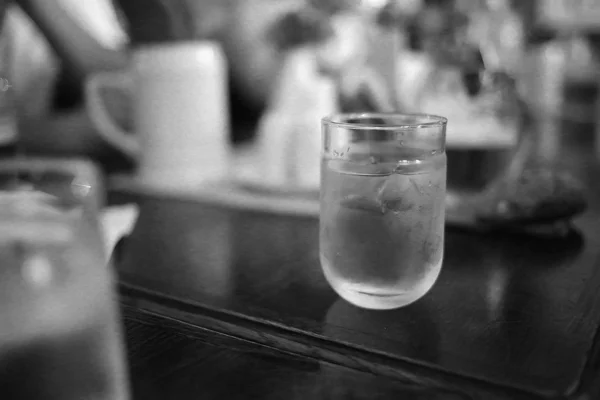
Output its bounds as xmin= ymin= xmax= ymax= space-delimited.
xmin=322 ymin=262 xmax=441 ymax=310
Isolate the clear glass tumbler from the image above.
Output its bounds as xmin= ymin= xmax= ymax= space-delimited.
xmin=320 ymin=113 xmax=447 ymax=310
xmin=0 ymin=159 xmax=129 ymax=399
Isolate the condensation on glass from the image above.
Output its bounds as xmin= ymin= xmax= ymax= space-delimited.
xmin=320 ymin=113 xmax=447 ymax=310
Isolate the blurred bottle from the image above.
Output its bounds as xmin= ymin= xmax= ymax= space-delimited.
xmin=0 ymin=4 xmax=17 ymax=158
xmin=471 ymin=0 xmax=524 ymax=74
xmin=256 ymin=47 xmax=338 ymax=190
xmin=521 ymin=0 xmax=600 ymax=160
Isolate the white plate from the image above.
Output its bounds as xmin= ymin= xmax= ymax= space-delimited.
xmin=109 ymin=174 xmax=319 ymax=218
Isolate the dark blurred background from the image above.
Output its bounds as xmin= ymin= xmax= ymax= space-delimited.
xmin=2 ymin=0 xmax=599 ymax=157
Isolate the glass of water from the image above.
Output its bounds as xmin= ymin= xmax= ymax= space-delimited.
xmin=320 ymin=113 xmax=447 ymax=310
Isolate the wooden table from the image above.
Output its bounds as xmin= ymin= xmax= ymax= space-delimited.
xmin=121 ymin=306 xmax=475 ymax=400
xmin=114 ymin=128 xmax=600 ymax=400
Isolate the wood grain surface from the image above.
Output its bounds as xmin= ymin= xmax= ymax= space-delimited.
xmin=123 ymin=305 xmax=501 ymax=400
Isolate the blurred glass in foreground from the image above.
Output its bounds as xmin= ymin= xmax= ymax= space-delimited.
xmin=0 ymin=160 xmax=129 ymax=400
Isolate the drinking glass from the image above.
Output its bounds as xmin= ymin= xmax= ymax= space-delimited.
xmin=320 ymin=113 xmax=447 ymax=310
xmin=0 ymin=159 xmax=129 ymax=400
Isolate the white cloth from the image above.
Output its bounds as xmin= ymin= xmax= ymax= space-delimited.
xmin=100 ymin=204 xmax=139 ymax=262
xmin=55 ymin=0 xmax=128 ymax=51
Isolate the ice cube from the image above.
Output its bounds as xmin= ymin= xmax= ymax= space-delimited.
xmin=340 ymin=194 xmax=382 ymax=214
xmin=381 ymin=198 xmax=415 ymax=214
xmin=375 ymin=173 xmax=412 ymax=214
xmin=409 ymin=178 xmax=425 ymax=195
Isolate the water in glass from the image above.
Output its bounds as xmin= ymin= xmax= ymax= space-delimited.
xmin=320 ymin=146 xmax=446 ymax=309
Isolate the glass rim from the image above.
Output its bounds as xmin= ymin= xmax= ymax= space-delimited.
xmin=322 ymin=112 xmax=448 ymax=130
